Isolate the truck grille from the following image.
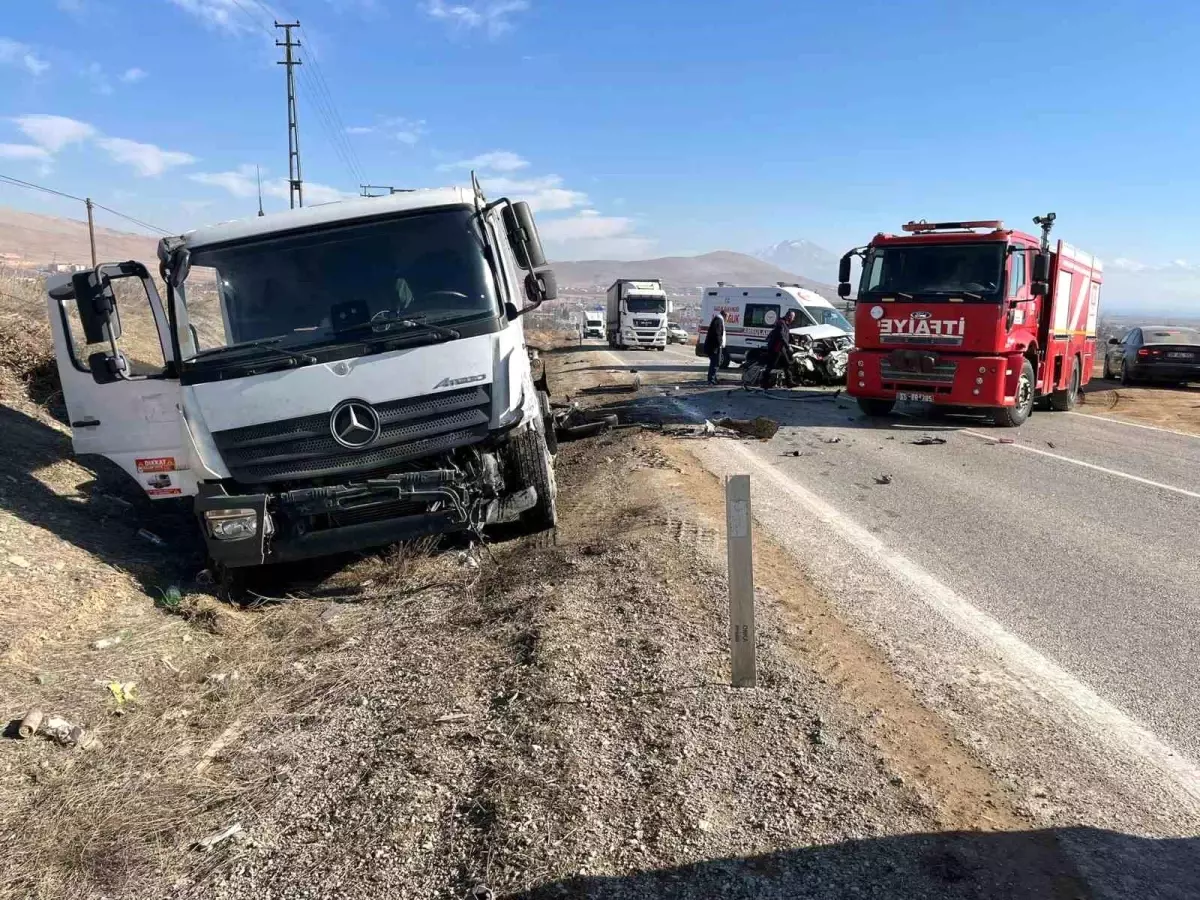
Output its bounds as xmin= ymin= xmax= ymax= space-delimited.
xmin=633 ymin=319 xmax=659 ymax=328
xmin=881 ymin=359 xmax=958 ymax=385
xmin=212 ymin=386 xmax=491 ymax=484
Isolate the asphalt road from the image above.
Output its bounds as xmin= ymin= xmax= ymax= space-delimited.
xmin=598 ymin=341 xmax=1200 ymax=849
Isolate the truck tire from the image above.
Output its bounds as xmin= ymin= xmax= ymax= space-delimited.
xmin=992 ymin=358 xmax=1035 ymax=427
xmin=1049 ymin=358 xmax=1081 ymax=411
xmin=507 ymin=423 xmax=557 ymax=532
xmin=719 ymin=349 xmax=732 ymax=369
xmin=857 ymin=397 xmax=895 ymax=417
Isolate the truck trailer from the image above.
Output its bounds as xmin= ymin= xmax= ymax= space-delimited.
xmin=606 ymin=279 xmax=669 ymax=350
xmin=45 ymin=186 xmax=562 ymax=581
xmin=840 ymin=214 xmax=1102 ymax=427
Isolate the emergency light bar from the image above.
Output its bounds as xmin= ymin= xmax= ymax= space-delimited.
xmin=902 ymin=220 xmax=1005 ymax=233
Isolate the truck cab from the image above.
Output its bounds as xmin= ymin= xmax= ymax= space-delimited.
xmin=582 ymin=310 xmax=605 ymax=340
xmin=45 ymin=187 xmax=561 ymax=574
xmin=841 ymin=216 xmax=1102 ymax=427
xmin=606 ymin=279 xmax=669 ymax=350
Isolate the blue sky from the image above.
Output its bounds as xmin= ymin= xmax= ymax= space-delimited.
xmin=0 ymin=0 xmax=1198 ymax=307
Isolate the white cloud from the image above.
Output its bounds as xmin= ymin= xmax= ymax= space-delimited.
xmin=14 ymin=114 xmax=96 ymax=151
xmin=96 ymin=137 xmax=196 ymax=176
xmin=84 ymin=62 xmax=113 ymax=95
xmin=480 ymin=174 xmax=587 ymax=212
xmin=347 ymin=116 xmax=427 ymax=145
xmin=539 ymin=209 xmax=656 ymax=259
xmin=190 ymin=164 xmax=351 ymax=206
xmin=441 ymin=149 xmax=528 ymax=173
xmin=422 ymin=0 xmax=529 ymax=38
xmin=1110 ymin=257 xmax=1149 ymax=273
xmin=166 ymin=0 xmax=259 ymax=34
xmin=0 ymin=143 xmax=53 ymax=162
xmin=0 ymin=38 xmax=50 ymax=76
xmin=120 ymin=67 xmax=147 ymax=83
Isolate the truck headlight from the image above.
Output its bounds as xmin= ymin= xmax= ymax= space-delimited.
xmin=204 ymin=508 xmax=266 ymax=541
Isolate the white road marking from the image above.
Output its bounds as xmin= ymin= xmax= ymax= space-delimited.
xmin=961 ymin=430 xmax=1200 ymax=500
xmin=1069 ymin=410 xmax=1199 ymax=440
xmin=670 ymin=397 xmax=1200 ymax=807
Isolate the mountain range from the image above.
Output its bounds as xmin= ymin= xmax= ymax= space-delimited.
xmin=754 ymin=238 xmax=842 ymax=285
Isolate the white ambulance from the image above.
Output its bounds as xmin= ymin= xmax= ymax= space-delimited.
xmin=695 ymin=283 xmax=853 ymax=367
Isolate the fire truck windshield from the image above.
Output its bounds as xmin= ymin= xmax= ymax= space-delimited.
xmin=860 ymin=243 xmax=1005 ymax=301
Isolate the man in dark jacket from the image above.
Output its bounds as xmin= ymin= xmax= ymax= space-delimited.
xmin=761 ymin=309 xmax=797 ymax=388
xmin=703 ymin=311 xmax=726 ymax=384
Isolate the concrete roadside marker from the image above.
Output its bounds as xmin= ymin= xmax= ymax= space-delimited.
xmin=726 ymin=474 xmax=756 ymax=688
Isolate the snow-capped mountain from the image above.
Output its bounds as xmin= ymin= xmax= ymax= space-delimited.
xmin=755 ymin=239 xmax=840 ymax=284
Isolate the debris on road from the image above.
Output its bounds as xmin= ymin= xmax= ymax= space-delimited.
xmin=551 ymin=402 xmax=619 ymax=441
xmin=911 ymin=436 xmax=947 ymax=446
xmin=194 ymin=822 xmax=243 ymax=852
xmin=824 ymin=436 xmax=842 ymax=444
xmin=875 ymin=474 xmax=893 ymax=485
xmin=92 ymin=635 xmax=123 ymax=651
xmin=714 ymin=416 xmax=780 ymax=440
xmin=36 ymin=714 xmax=100 ymax=750
xmin=137 ymin=528 xmax=167 ymax=547
xmin=106 ymin=681 xmax=137 ymax=705
xmin=1047 ymin=441 xmax=1056 ymax=448
xmin=997 ymin=437 xmax=1016 ymax=444
xmin=17 ymin=709 xmax=43 ymax=739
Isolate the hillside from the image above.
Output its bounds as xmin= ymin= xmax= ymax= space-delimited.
xmin=0 ymin=206 xmax=159 ymax=266
xmin=552 ymin=250 xmax=836 ymax=297
xmin=755 ymin=238 xmax=841 ymax=284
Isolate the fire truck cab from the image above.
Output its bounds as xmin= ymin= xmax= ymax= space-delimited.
xmin=840 ymin=214 xmax=1102 ymax=427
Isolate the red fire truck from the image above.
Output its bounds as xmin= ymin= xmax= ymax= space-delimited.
xmin=839 ymin=214 xmax=1102 ymax=427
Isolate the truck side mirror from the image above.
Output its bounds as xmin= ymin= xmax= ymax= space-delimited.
xmin=72 ymin=270 xmax=123 ymax=344
xmin=502 ymin=201 xmax=548 ymax=271
xmin=837 ymin=255 xmax=852 ymax=284
xmin=1030 ymin=282 xmax=1047 ymax=297
xmin=1032 ymin=252 xmax=1049 ymax=283
xmin=524 ymin=267 xmax=558 ymax=305
xmin=837 ymin=282 xmax=852 ymax=299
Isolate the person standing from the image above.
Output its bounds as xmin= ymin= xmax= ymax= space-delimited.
xmin=762 ymin=309 xmax=797 ymax=388
xmin=703 ymin=310 xmax=726 ymax=385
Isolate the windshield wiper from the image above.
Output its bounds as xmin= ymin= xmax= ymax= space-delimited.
xmin=191 ymin=338 xmax=317 ymax=367
xmin=335 ymin=313 xmax=461 ymax=342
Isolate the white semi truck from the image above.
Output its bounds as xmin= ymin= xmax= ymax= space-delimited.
xmin=605 ymin=279 xmax=669 ymax=350
xmin=45 ymin=186 xmax=560 ymax=580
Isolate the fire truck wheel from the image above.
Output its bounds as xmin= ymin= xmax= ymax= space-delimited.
xmin=856 ymin=397 xmax=895 ymax=417
xmin=1049 ymin=358 xmax=1081 ymax=411
xmin=992 ymin=358 xmax=1035 ymax=427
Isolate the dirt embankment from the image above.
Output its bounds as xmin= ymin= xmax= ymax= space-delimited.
xmin=0 ymin=315 xmax=1088 ymax=899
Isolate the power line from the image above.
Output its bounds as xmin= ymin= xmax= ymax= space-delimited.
xmin=0 ymin=172 xmax=85 ymax=204
xmin=0 ymin=172 xmax=170 ymax=235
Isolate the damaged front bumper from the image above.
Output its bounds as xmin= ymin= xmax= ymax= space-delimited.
xmin=196 ymin=466 xmax=538 ymax=568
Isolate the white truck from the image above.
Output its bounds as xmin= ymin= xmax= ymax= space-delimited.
xmin=696 ymin=283 xmax=853 ymax=367
xmin=606 ymin=279 xmax=669 ymax=350
xmin=45 ymin=186 xmax=560 ymax=581
xmin=582 ymin=309 xmax=605 ymax=340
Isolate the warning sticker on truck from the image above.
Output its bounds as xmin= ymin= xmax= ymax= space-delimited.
xmin=144 ymin=472 xmax=182 ymax=497
xmin=136 ymin=457 xmax=176 ymax=473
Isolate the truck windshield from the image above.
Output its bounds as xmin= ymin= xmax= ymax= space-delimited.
xmin=803 ymin=306 xmax=852 ymax=331
xmin=176 ymin=207 xmax=499 ymax=361
xmin=860 ymin=243 xmax=1005 ymax=301
xmin=626 ymin=297 xmax=666 ymax=313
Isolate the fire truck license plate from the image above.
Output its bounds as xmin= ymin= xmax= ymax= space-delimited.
xmin=897 ymin=391 xmax=934 ymax=403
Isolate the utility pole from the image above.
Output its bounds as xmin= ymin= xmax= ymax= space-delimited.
xmin=256 ymin=165 xmax=265 ymax=217
xmin=84 ymin=197 xmax=97 ymax=267
xmin=275 ymin=21 xmax=303 ymax=209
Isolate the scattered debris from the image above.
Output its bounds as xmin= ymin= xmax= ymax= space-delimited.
xmin=470 ymin=885 xmax=495 ymax=900
xmin=875 ymin=475 xmax=893 ymax=485
xmin=107 ymin=681 xmax=137 ymax=705
xmin=205 ymin=672 xmax=241 ymax=690
xmin=911 ymin=436 xmax=947 ymax=446
xmin=17 ymin=709 xmax=43 ymax=739
xmin=824 ymin=436 xmax=842 ymax=444
xmin=38 ymin=715 xmax=100 ymax=750
xmin=714 ymin=416 xmax=780 ymax=440
xmin=1047 ymin=441 xmax=1056 ymax=449
xmin=92 ymin=635 xmax=123 ymax=651
xmin=137 ymin=528 xmax=166 ymax=547
xmin=703 ymin=420 xmax=716 ymax=436
xmin=7 ymin=554 xmax=30 ymax=569
xmin=434 ymin=712 xmax=470 ymax=724
xmin=997 ymin=437 xmax=1015 ymax=444
xmin=155 ymin=585 xmax=183 ymax=611
xmin=194 ymin=822 xmax=243 ymax=852
xmin=196 ymin=568 xmax=215 ymax=586
xmin=783 ymin=449 xmax=802 ymax=457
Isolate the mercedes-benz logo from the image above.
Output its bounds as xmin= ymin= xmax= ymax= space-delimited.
xmin=329 ymin=400 xmax=381 ymax=449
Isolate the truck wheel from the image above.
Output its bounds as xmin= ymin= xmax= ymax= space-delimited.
xmin=857 ymin=397 xmax=895 ymax=417
xmin=719 ymin=350 xmax=732 ymax=370
xmin=507 ymin=423 xmax=557 ymax=533
xmin=1049 ymin=358 xmax=1081 ymax=411
xmin=992 ymin=358 xmax=1035 ymax=427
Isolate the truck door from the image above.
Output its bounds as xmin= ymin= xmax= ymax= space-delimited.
xmin=45 ymin=263 xmax=192 ymax=499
